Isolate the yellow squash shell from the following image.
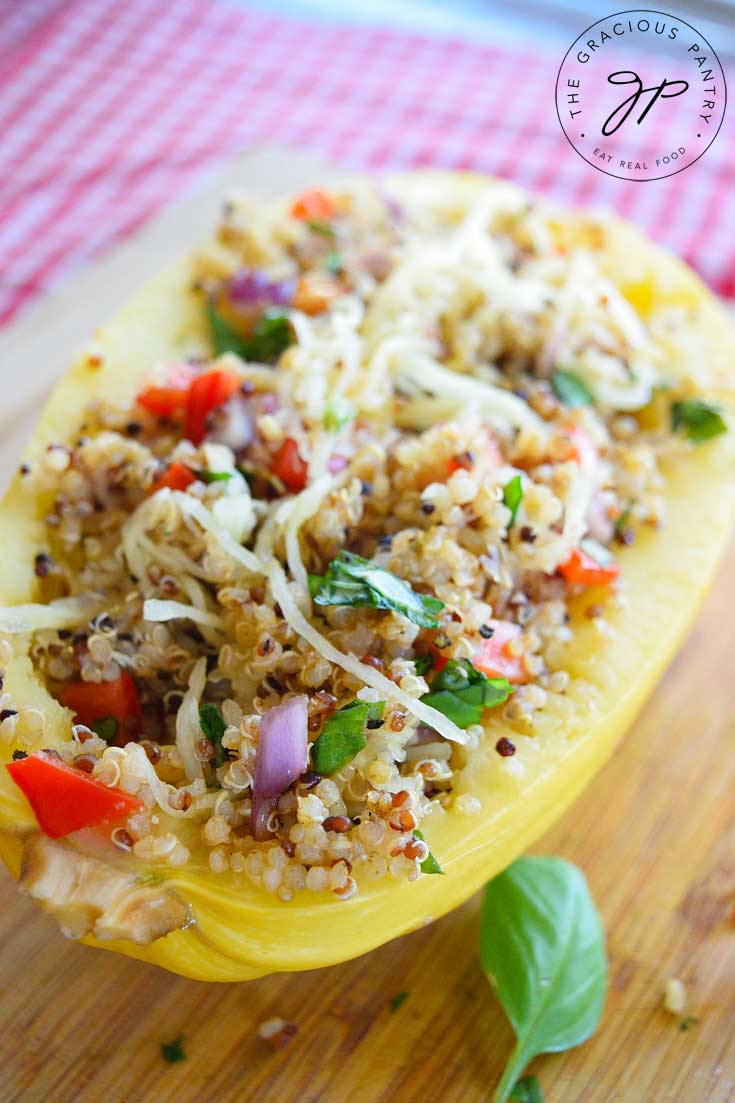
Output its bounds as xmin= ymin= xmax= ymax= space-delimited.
xmin=0 ymin=171 xmax=732 ymax=981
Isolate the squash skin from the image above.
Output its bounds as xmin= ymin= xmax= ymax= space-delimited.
xmin=0 ymin=171 xmax=732 ymax=981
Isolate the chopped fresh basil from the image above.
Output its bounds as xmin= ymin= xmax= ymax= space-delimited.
xmin=679 ymin=1016 xmax=699 ymax=1032
xmin=195 ymin=469 xmax=233 ymax=484
xmin=311 ymin=551 xmax=444 ymax=629
xmin=310 ymin=699 xmax=384 ymax=776
xmin=421 ymin=659 xmax=513 ymax=729
xmin=413 ymin=654 xmax=433 ymax=676
xmin=206 ymin=302 xmax=294 ymax=364
xmin=414 ymin=828 xmax=444 ymax=875
xmin=671 ymin=399 xmax=727 ymax=442
xmin=92 ymin=716 xmax=118 ymax=743
xmin=161 ymin=1035 xmax=186 ymax=1063
xmin=389 ymin=991 xmax=409 ymax=1013
xmin=480 ymin=857 xmax=607 ymax=1103
xmin=503 ymin=475 xmax=523 ymax=528
xmin=324 ymin=250 xmax=344 ymax=275
xmin=509 ymin=1076 xmax=545 ymax=1103
xmin=307 ymin=218 xmax=336 ymax=238
xmin=552 ymin=370 xmax=593 ymax=407
xmin=613 ymin=499 xmax=633 ymax=537
xmin=323 ymin=395 xmax=355 ymax=432
xmin=199 ymin=703 xmax=228 ymax=768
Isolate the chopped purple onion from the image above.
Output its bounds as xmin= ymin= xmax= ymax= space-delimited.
xmin=207 ymin=393 xmax=255 ymax=453
xmin=251 ymin=696 xmax=308 ymax=841
xmin=228 ymin=269 xmax=296 ymax=308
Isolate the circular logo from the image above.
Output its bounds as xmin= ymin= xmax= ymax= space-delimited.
xmin=555 ymin=9 xmax=727 ymax=181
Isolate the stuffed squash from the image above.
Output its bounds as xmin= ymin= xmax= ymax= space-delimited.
xmin=0 ymin=171 xmax=731 ymax=981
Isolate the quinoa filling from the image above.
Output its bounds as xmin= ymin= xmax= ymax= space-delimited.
xmin=1 ymin=181 xmax=726 ymax=903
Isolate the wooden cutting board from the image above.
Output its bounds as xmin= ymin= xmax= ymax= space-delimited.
xmin=1 ymin=150 xmax=733 ymax=1103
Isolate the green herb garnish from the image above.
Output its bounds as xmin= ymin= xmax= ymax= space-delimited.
xmin=414 ymin=829 xmax=444 ymax=875
xmin=323 ymin=394 xmax=355 ymax=432
xmin=679 ymin=1016 xmax=699 ymax=1032
xmin=509 ymin=1076 xmax=545 ymax=1103
xmin=199 ymin=703 xmax=228 ymax=768
xmin=480 ymin=857 xmax=607 ymax=1103
xmin=503 ymin=475 xmax=523 ymax=528
xmin=161 ymin=1035 xmax=186 ymax=1063
xmin=324 ymin=250 xmax=344 ymax=275
xmin=92 ymin=716 xmax=118 ymax=743
xmin=613 ymin=499 xmax=634 ymax=538
xmin=206 ymin=302 xmax=294 ymax=363
xmin=311 ymin=551 xmax=444 ymax=629
xmin=307 ymin=218 xmax=336 ymax=238
xmin=311 ymin=699 xmax=384 ymax=776
xmin=389 ymin=991 xmax=409 ymax=1013
xmin=195 ymin=469 xmax=233 ymax=484
xmin=671 ymin=399 xmax=727 ymax=442
xmin=420 ymin=659 xmax=513 ymax=729
xmin=413 ymin=654 xmax=433 ymax=676
xmin=552 ymin=370 xmax=593 ymax=407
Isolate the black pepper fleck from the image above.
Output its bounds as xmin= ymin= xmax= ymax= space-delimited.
xmin=0 ymin=709 xmax=18 ymax=722
xmin=479 ymin=624 xmax=495 ymax=639
xmin=420 ymin=502 xmax=436 ymax=515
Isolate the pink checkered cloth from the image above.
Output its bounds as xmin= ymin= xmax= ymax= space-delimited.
xmin=0 ymin=0 xmax=732 ymax=325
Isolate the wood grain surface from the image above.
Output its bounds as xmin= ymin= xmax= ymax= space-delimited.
xmin=0 ymin=150 xmax=733 ymax=1103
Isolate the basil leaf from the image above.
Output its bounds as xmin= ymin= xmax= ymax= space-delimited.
xmin=389 ymin=991 xmax=409 ymax=1013
xmin=199 ymin=703 xmax=228 ymax=768
xmin=480 ymin=856 xmax=607 ymax=1103
xmin=503 ymin=475 xmax=523 ymax=527
xmin=552 ymin=370 xmax=593 ymax=408
xmin=307 ymin=218 xmax=336 ymax=238
xmin=413 ymin=654 xmax=433 ymax=676
xmin=509 ymin=1076 xmax=544 ymax=1103
xmin=323 ymin=395 xmax=355 ymax=432
xmin=311 ymin=699 xmax=384 ymax=776
xmin=414 ymin=829 xmax=444 ymax=875
xmin=195 ymin=469 xmax=233 ymax=484
xmin=206 ymin=302 xmax=294 ymax=363
xmin=671 ymin=399 xmax=727 ymax=442
xmin=161 ymin=1035 xmax=186 ymax=1064
xmin=324 ymin=250 xmax=344 ymax=275
xmin=311 ymin=551 xmax=444 ymax=629
xmin=613 ymin=499 xmax=633 ymax=538
xmin=421 ymin=659 xmax=513 ymax=729
xmin=92 ymin=716 xmax=118 ymax=743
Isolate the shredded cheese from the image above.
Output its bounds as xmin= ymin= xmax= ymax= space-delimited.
xmin=268 ymin=562 xmax=466 ymax=744
xmin=175 ymin=656 xmax=207 ymax=782
xmin=142 ymin=599 xmax=224 ymax=630
xmin=0 ymin=595 xmax=104 ymax=634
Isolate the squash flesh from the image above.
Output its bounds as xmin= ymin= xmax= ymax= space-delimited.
xmin=0 ymin=171 xmax=732 ymax=981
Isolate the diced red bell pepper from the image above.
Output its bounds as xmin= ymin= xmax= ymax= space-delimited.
xmin=184 ymin=368 xmax=241 ymax=445
xmin=148 ymin=462 xmax=196 ymax=496
xmin=290 ymin=188 xmax=336 ymax=221
xmin=6 ymin=751 xmax=143 ymax=839
xmin=558 ymin=547 xmax=620 ymax=588
xmin=58 ymin=673 xmax=143 ymax=744
xmin=429 ymin=642 xmax=449 ymax=674
xmin=472 ymin=619 xmax=530 ymax=684
xmin=136 ymin=362 xmax=197 ymax=417
xmin=271 ymin=438 xmax=308 ymax=493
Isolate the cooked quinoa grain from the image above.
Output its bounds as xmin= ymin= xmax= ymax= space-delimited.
xmin=0 ymin=179 xmax=709 ymax=904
